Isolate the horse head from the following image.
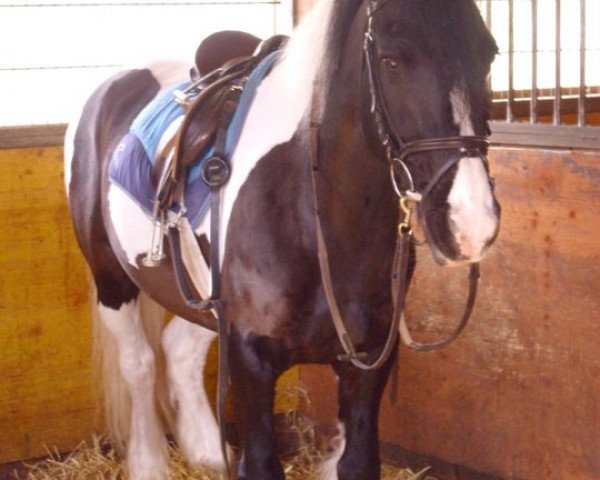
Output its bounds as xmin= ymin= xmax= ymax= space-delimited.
xmin=368 ymin=0 xmax=500 ymax=265
xmin=322 ymin=0 xmax=500 ymax=266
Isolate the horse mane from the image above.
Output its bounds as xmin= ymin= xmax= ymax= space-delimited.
xmin=320 ymin=0 xmax=364 ymax=77
xmin=267 ymin=0 xmax=363 ymax=126
xmin=284 ymin=0 xmax=497 ymax=126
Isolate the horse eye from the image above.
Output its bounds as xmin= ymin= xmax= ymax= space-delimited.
xmin=381 ymin=56 xmax=400 ymax=70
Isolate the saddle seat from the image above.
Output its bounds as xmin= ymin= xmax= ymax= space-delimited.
xmin=193 ymin=30 xmax=261 ymax=79
xmin=156 ymin=32 xmax=288 ymax=208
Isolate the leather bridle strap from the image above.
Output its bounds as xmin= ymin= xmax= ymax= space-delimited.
xmin=310 ymin=47 xmax=484 ymax=365
xmin=397 ymin=263 xmax=480 ymax=352
xmin=398 ymin=136 xmax=489 ymax=163
xmin=313 ymin=217 xmax=406 ymax=370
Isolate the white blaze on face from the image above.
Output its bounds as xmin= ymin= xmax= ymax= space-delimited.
xmin=447 ymin=87 xmax=498 ymax=262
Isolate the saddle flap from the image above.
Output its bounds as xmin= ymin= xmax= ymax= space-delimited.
xmin=179 ymin=85 xmax=231 ymax=169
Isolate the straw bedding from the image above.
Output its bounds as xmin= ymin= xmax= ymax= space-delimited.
xmin=15 ymin=420 xmax=435 ymax=480
xmin=15 ymin=437 xmax=434 ymax=480
xmin=14 ymin=389 xmax=435 ymax=479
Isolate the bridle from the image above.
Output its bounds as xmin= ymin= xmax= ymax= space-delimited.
xmin=310 ymin=0 xmax=492 ymax=370
xmin=363 ymin=0 xmax=491 ymax=213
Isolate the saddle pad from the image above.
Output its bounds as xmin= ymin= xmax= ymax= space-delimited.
xmin=109 ymin=50 xmax=281 ymax=228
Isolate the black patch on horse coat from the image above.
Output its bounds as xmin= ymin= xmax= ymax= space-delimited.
xmin=69 ymin=69 xmax=160 ymax=309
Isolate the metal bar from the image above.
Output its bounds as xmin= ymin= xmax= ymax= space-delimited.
xmin=0 ymin=1 xmax=279 ymax=7
xmin=507 ymin=0 xmax=514 ymax=122
xmin=579 ymin=0 xmax=586 ymax=127
xmin=553 ymin=0 xmax=561 ymax=125
xmin=485 ymin=0 xmax=492 ymax=95
xmin=531 ymin=0 xmax=538 ymax=124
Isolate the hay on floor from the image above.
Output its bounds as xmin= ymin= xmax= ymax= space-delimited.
xmin=15 ymin=389 xmax=435 ymax=479
xmin=16 ymin=436 xmax=435 ymax=480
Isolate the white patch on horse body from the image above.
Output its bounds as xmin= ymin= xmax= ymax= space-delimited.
xmin=318 ymin=423 xmax=346 ymax=480
xmin=162 ymin=317 xmax=228 ymax=471
xmin=144 ymin=61 xmax=190 ymax=90
xmin=104 ymin=6 xmax=335 ymax=275
xmin=107 ymin=183 xmax=155 ymax=268
xmin=99 ymin=300 xmax=168 ymax=480
xmin=447 ymin=87 xmax=498 ymax=262
xmin=219 ymin=0 xmax=335 ymax=260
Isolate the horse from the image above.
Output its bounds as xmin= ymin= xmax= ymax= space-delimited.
xmin=64 ymin=0 xmax=500 ymax=478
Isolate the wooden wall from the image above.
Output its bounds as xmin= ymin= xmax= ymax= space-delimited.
xmin=0 ymin=146 xmax=297 ymax=464
xmin=300 ymin=146 xmax=600 ymax=480
xmin=0 ymin=146 xmax=97 ymax=463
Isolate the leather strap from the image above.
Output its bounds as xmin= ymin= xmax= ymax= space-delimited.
xmin=167 ymin=188 xmax=230 ymax=476
xmin=309 ymin=86 xmax=402 ymax=370
xmin=310 ymin=81 xmax=481 ymax=367
xmin=165 ymin=89 xmax=235 ymax=479
xmin=398 ymin=264 xmax=480 ymax=352
xmin=313 ymin=217 xmax=405 ymax=370
xmin=159 ymin=38 xmax=286 ymax=478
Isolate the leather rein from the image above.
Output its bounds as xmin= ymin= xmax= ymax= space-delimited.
xmin=309 ymin=0 xmax=491 ymax=370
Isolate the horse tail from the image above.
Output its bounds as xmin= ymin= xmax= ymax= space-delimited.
xmin=91 ymin=285 xmax=174 ymax=455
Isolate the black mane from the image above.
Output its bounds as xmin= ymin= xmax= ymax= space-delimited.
xmin=320 ymin=0 xmax=498 ymax=131
xmin=322 ymin=0 xmax=497 ymax=87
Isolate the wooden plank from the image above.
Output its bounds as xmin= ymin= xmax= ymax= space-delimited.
xmin=490 ymin=121 xmax=600 ymax=150
xmin=301 ymin=147 xmax=600 ymax=479
xmin=0 ymin=125 xmax=67 ymax=149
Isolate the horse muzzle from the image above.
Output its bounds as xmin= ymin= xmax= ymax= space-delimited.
xmin=394 ymin=137 xmax=500 ymax=267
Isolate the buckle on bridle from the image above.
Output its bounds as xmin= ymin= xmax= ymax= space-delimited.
xmin=336 ymin=333 xmax=369 ymax=362
xmin=398 ymin=197 xmax=414 ymax=235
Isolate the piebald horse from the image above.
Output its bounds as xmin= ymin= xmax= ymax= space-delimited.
xmin=65 ymin=0 xmax=499 ymax=478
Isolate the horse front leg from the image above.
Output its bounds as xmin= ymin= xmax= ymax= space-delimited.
xmin=326 ymin=347 xmax=398 ymax=480
xmin=162 ymin=317 xmax=228 ymax=472
xmin=229 ymin=329 xmax=286 ymax=480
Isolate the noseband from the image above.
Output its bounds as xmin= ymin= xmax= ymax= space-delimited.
xmin=310 ymin=0 xmax=490 ymax=369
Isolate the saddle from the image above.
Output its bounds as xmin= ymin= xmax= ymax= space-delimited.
xmin=155 ymin=31 xmax=288 ymax=208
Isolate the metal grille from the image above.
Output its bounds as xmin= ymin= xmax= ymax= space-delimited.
xmin=476 ymin=0 xmax=600 ymax=148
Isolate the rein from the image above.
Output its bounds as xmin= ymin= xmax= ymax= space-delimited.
xmin=309 ymin=0 xmax=490 ymax=368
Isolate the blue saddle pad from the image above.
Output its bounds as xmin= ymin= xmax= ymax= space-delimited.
xmin=109 ymin=51 xmax=280 ymax=227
